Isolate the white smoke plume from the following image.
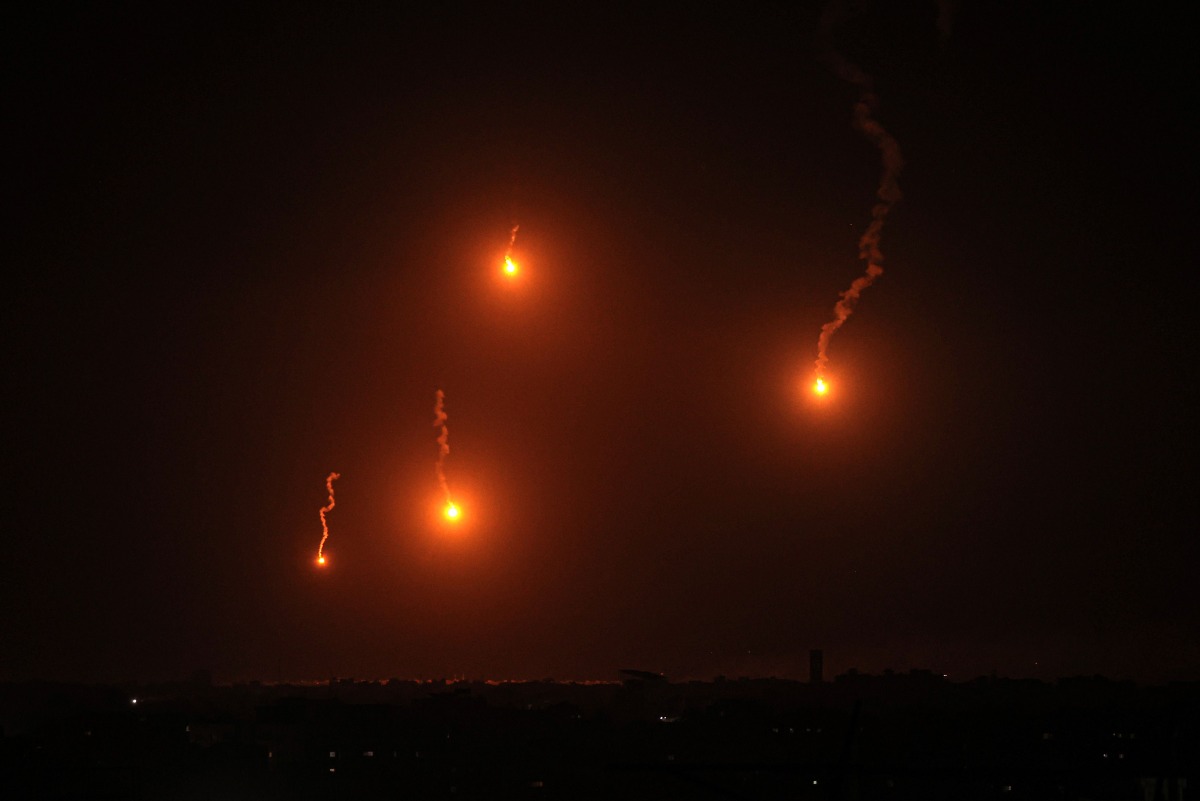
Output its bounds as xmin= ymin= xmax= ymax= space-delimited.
xmin=814 ymin=1 xmax=905 ymax=379
xmin=433 ymin=390 xmax=452 ymax=503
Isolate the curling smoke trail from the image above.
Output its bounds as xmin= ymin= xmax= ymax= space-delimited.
xmin=316 ymin=471 xmax=340 ymax=564
xmin=433 ymin=390 xmax=453 ymax=506
xmin=813 ymin=3 xmax=904 ymax=379
xmin=504 ymin=224 xmax=520 ymax=275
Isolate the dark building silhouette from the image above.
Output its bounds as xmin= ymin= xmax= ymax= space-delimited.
xmin=3 ymin=673 xmax=1199 ymax=799
xmin=810 ymin=649 xmax=823 ymax=684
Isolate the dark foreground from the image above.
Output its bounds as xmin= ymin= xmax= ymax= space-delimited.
xmin=2 ymin=671 xmax=1195 ymax=799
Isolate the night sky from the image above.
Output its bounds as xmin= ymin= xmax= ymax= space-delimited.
xmin=6 ymin=2 xmax=1196 ymax=685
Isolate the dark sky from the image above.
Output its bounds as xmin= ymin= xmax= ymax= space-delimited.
xmin=5 ymin=2 xmax=1196 ymax=684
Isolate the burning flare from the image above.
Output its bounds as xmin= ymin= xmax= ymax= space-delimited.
xmin=813 ymin=1 xmax=904 ymax=382
xmin=316 ymin=471 xmax=340 ymax=566
xmin=434 ymin=390 xmax=458 ymax=520
xmin=503 ymin=224 xmax=520 ymax=277
xmin=814 ymin=377 xmax=829 ymax=395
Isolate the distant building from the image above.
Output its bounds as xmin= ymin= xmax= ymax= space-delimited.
xmin=810 ymin=650 xmax=823 ymax=684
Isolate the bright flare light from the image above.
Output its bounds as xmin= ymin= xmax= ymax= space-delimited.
xmin=315 ymin=471 xmax=340 ymax=566
xmin=814 ymin=378 xmax=829 ymax=395
xmin=503 ymin=224 xmax=520 ymax=277
xmin=444 ymin=502 xmax=461 ymax=521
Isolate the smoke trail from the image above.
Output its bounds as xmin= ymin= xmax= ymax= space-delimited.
xmin=813 ymin=2 xmax=905 ymax=379
xmin=316 ymin=471 xmax=340 ymax=563
xmin=433 ymin=389 xmax=452 ymax=503
xmin=503 ymin=224 xmax=520 ymax=275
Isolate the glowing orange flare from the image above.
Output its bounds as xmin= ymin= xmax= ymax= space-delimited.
xmin=316 ymin=471 xmax=340 ymax=565
xmin=444 ymin=502 xmax=460 ymax=521
xmin=814 ymin=378 xmax=829 ymax=395
xmin=503 ymin=224 xmax=520 ymax=278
